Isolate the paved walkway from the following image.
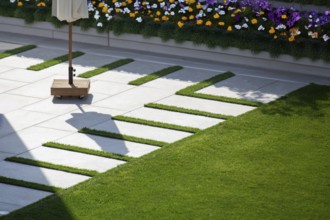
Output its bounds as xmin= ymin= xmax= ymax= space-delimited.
xmin=0 ymin=31 xmax=329 ymax=216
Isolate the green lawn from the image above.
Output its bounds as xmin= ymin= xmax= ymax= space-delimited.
xmin=2 ymin=84 xmax=330 ymax=220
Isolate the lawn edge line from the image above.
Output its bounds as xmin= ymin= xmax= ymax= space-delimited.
xmin=113 ymin=115 xmax=200 ymax=133
xmin=43 ymin=142 xmax=133 ymax=162
xmin=5 ymin=157 xmax=98 ymax=177
xmin=0 ymin=44 xmax=37 ymax=59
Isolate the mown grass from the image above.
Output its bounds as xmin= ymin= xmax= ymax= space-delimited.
xmin=176 ymin=71 xmax=262 ymax=107
xmin=128 ymin=65 xmax=183 ymax=85
xmin=78 ymin=58 xmax=134 ymax=78
xmin=2 ymin=84 xmax=330 ymax=219
xmin=27 ymin=51 xmax=84 ymax=71
xmin=0 ymin=45 xmax=36 ymax=59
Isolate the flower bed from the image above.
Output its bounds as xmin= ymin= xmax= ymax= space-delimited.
xmin=1 ymin=0 xmax=329 ymax=62
xmin=276 ymin=0 xmax=330 ymax=7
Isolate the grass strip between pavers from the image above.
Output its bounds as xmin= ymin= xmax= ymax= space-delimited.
xmin=0 ymin=44 xmax=36 ymax=59
xmin=5 ymin=157 xmax=98 ymax=177
xmin=0 ymin=176 xmax=60 ymax=193
xmin=79 ymin=127 xmax=167 ymax=147
xmin=78 ymin=58 xmax=134 ymax=78
xmin=145 ymin=103 xmax=233 ymax=120
xmin=128 ymin=65 xmax=183 ymax=85
xmin=113 ymin=115 xmax=200 ymax=133
xmin=27 ymin=51 xmax=84 ymax=71
xmin=43 ymin=142 xmax=133 ymax=162
xmin=176 ymin=71 xmax=262 ymax=107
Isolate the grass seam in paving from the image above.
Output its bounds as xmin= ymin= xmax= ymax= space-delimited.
xmin=5 ymin=157 xmax=98 ymax=177
xmin=27 ymin=51 xmax=84 ymax=71
xmin=43 ymin=142 xmax=133 ymax=162
xmin=176 ymin=71 xmax=262 ymax=107
xmin=128 ymin=65 xmax=183 ymax=85
xmin=79 ymin=127 xmax=167 ymax=147
xmin=0 ymin=176 xmax=60 ymax=193
xmin=145 ymin=103 xmax=233 ymax=120
xmin=78 ymin=58 xmax=134 ymax=78
xmin=113 ymin=115 xmax=200 ymax=133
xmin=0 ymin=44 xmax=37 ymax=59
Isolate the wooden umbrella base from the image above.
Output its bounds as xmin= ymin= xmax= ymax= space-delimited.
xmin=51 ymin=79 xmax=90 ymax=99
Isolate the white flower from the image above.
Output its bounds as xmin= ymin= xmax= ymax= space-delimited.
xmin=219 ymin=10 xmax=225 ymax=15
xmin=170 ymin=4 xmax=176 ymax=9
xmin=262 ymin=17 xmax=267 ymax=21
xmin=235 ymin=25 xmax=241 ymax=30
xmin=97 ymin=22 xmax=103 ymax=27
xmin=323 ymin=34 xmax=329 ymax=42
xmin=136 ymin=17 xmax=143 ymax=23
xmin=207 ymin=8 xmax=213 ymax=12
xmin=164 ymin=11 xmax=169 ymax=15
xmin=94 ymin=13 xmax=100 ymax=20
xmin=244 ymin=17 xmax=249 ymax=22
xmin=151 ymin=3 xmax=157 ymax=9
xmin=134 ymin=1 xmax=139 ymax=8
xmin=170 ymin=11 xmax=175 ymax=16
xmin=123 ymin=8 xmax=130 ymax=14
xmin=276 ymin=24 xmax=286 ymax=30
xmin=114 ymin=2 xmax=121 ymax=7
xmin=242 ymin=23 xmax=248 ymax=28
xmin=178 ymin=9 xmax=186 ymax=13
xmin=106 ymin=14 xmax=113 ymax=20
xmin=10 ymin=0 xmax=16 ymax=3
xmin=258 ymin=25 xmax=265 ymax=31
xmin=160 ymin=2 xmax=165 ymax=7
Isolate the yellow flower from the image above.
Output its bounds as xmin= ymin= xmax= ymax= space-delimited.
xmin=169 ymin=0 xmax=175 ymax=3
xmin=162 ymin=15 xmax=169 ymax=21
xmin=288 ymin=35 xmax=295 ymax=42
xmin=182 ymin=16 xmax=188 ymax=21
xmin=37 ymin=2 xmax=46 ymax=7
xmin=196 ymin=4 xmax=202 ymax=9
xmin=281 ymin=32 xmax=287 ymax=36
xmin=205 ymin=21 xmax=212 ymax=26
xmin=251 ymin=18 xmax=258 ymax=25
xmin=227 ymin=26 xmax=232 ymax=31
xmin=231 ymin=14 xmax=235 ymax=17
xmin=92 ymin=1 xmax=96 ymax=5
xmin=281 ymin=14 xmax=287 ymax=19
xmin=269 ymin=27 xmax=275 ymax=34
xmin=177 ymin=21 xmax=184 ymax=28
xmin=102 ymin=6 xmax=108 ymax=13
xmin=218 ymin=21 xmax=225 ymax=26
xmin=112 ymin=0 xmax=117 ymax=3
xmin=259 ymin=11 xmax=264 ymax=15
xmin=158 ymin=0 xmax=163 ymax=2
xmin=122 ymin=2 xmax=127 ymax=6
xmin=274 ymin=35 xmax=278 ymax=39
xmin=142 ymin=1 xmax=147 ymax=5
xmin=156 ymin=11 xmax=161 ymax=16
xmin=213 ymin=13 xmax=220 ymax=19
xmin=98 ymin=2 xmax=105 ymax=7
xmin=185 ymin=0 xmax=196 ymax=4
xmin=234 ymin=9 xmax=241 ymax=13
xmin=127 ymin=0 xmax=133 ymax=4
xmin=154 ymin=18 xmax=160 ymax=22
xmin=115 ymin=8 xmax=121 ymax=13
xmin=189 ymin=15 xmax=195 ymax=20
xmin=129 ymin=12 xmax=136 ymax=18
xmin=17 ymin=1 xmax=23 ymax=7
xmin=188 ymin=7 xmax=193 ymax=12
xmin=196 ymin=19 xmax=203 ymax=25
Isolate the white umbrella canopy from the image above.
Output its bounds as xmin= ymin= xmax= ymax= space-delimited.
xmin=52 ymin=0 xmax=89 ymax=23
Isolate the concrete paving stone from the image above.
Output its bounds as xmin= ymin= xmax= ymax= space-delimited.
xmin=0 ymin=161 xmax=90 ymax=188
xmin=57 ymin=133 xmax=160 ymax=157
xmin=0 ymin=47 xmax=66 ymax=69
xmin=0 ymin=42 xmax=23 ymax=52
xmin=38 ymin=106 xmax=124 ymax=132
xmin=18 ymin=147 xmax=126 ymax=172
xmin=0 ymin=68 xmax=55 ymax=83
xmin=0 ymin=152 xmax=14 ymax=162
xmin=0 ymin=94 xmax=41 ymax=114
xmin=91 ymin=119 xmax=192 ymax=143
xmin=94 ymin=86 xmax=173 ymax=111
xmin=23 ymin=92 xmax=108 ymax=115
xmin=0 ymin=110 xmax=55 ymax=137
xmin=0 ymin=78 xmax=27 ymax=93
xmin=0 ymin=126 xmax=72 ymax=154
xmin=0 ymin=66 xmax=13 ymax=74
xmin=0 ymin=183 xmax=52 ymax=214
xmin=156 ymin=95 xmax=256 ymax=117
xmin=124 ymin=107 xmax=224 ymax=129
xmin=89 ymin=80 xmax=135 ymax=96
xmin=91 ymin=70 xmax=144 ymax=84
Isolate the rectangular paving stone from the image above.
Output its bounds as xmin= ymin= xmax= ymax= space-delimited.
xmin=0 ymin=183 xmax=52 ymax=214
xmin=38 ymin=106 xmax=124 ymax=132
xmin=124 ymin=107 xmax=224 ymax=129
xmin=0 ymin=110 xmax=55 ymax=137
xmin=0 ymin=68 xmax=55 ymax=83
xmin=0 ymin=161 xmax=90 ymax=188
xmin=0 ymin=78 xmax=27 ymax=93
xmin=89 ymin=80 xmax=135 ymax=96
xmin=0 ymin=42 xmax=23 ymax=52
xmin=94 ymin=86 xmax=173 ymax=111
xmin=0 ymin=152 xmax=14 ymax=162
xmin=92 ymin=70 xmax=144 ymax=84
xmin=0 ymin=66 xmax=13 ymax=74
xmin=156 ymin=95 xmax=256 ymax=116
xmin=57 ymin=133 xmax=160 ymax=158
xmin=91 ymin=120 xmax=192 ymax=143
xmin=0 ymin=94 xmax=40 ymax=114
xmin=0 ymin=126 xmax=72 ymax=154
xmin=18 ymin=147 xmax=126 ymax=173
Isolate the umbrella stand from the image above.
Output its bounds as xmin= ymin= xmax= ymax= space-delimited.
xmin=68 ymin=22 xmax=74 ymax=85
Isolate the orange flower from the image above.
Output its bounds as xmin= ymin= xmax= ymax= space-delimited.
xmin=196 ymin=19 xmax=203 ymax=25
xmin=288 ymin=35 xmax=295 ymax=42
xmin=98 ymin=2 xmax=105 ymax=7
xmin=189 ymin=15 xmax=195 ymax=20
xmin=156 ymin=11 xmax=161 ymax=16
xmin=281 ymin=15 xmax=287 ymax=19
xmin=274 ymin=35 xmax=278 ymax=39
xmin=129 ymin=12 xmax=136 ymax=18
xmin=154 ymin=18 xmax=160 ymax=22
xmin=188 ymin=7 xmax=193 ymax=12
xmin=122 ymin=2 xmax=127 ymax=6
xmin=227 ymin=26 xmax=232 ymax=31
xmin=196 ymin=4 xmax=202 ymax=9
xmin=177 ymin=21 xmax=184 ymax=28
xmin=181 ymin=16 xmax=188 ymax=21
xmin=269 ymin=27 xmax=275 ymax=34
xmin=218 ymin=21 xmax=225 ymax=26
xmin=251 ymin=18 xmax=258 ymax=25
xmin=102 ymin=6 xmax=108 ymax=13
xmin=213 ymin=13 xmax=220 ymax=19
xmin=205 ymin=21 xmax=212 ymax=26
xmin=162 ymin=15 xmax=169 ymax=21
xmin=17 ymin=1 xmax=23 ymax=7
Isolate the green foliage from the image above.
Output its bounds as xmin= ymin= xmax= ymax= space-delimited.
xmin=78 ymin=58 xmax=134 ymax=78
xmin=0 ymin=44 xmax=36 ymax=59
xmin=276 ymin=0 xmax=330 ymax=6
xmin=141 ymin=21 xmax=162 ymax=38
xmin=158 ymin=22 xmax=176 ymax=42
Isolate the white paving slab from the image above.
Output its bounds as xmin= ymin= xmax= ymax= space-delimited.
xmin=89 ymin=80 xmax=135 ymax=96
xmin=0 ymin=183 xmax=52 ymax=214
xmin=91 ymin=120 xmax=192 ymax=143
xmin=0 ymin=94 xmax=40 ymax=114
xmin=38 ymin=106 xmax=123 ymax=132
xmin=94 ymin=86 xmax=172 ymax=111
xmin=0 ymin=42 xmax=22 ymax=52
xmin=0 ymin=110 xmax=55 ymax=137
xmin=0 ymin=161 xmax=90 ymax=188
xmin=57 ymin=133 xmax=160 ymax=157
xmin=0 ymin=65 xmax=13 ymax=74
xmin=18 ymin=147 xmax=126 ymax=172
xmin=0 ymin=152 xmax=14 ymax=162
xmin=0 ymin=78 xmax=26 ymax=93
xmin=124 ymin=107 xmax=224 ymax=129
xmin=156 ymin=95 xmax=256 ymax=116
xmin=0 ymin=126 xmax=72 ymax=154
xmin=0 ymin=68 xmax=54 ymax=83
xmin=92 ymin=70 xmax=143 ymax=84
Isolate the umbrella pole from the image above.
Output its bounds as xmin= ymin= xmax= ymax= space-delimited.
xmin=68 ymin=22 xmax=73 ymax=85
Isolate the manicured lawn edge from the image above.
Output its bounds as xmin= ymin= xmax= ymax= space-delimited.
xmin=176 ymin=71 xmax=262 ymax=107
xmin=128 ymin=66 xmax=183 ymax=85
xmin=78 ymin=58 xmax=134 ymax=78
xmin=113 ymin=115 xmax=200 ymax=133
xmin=145 ymin=103 xmax=233 ymax=120
xmin=0 ymin=44 xmax=36 ymax=59
xmin=27 ymin=51 xmax=84 ymax=71
xmin=79 ymin=127 xmax=167 ymax=147
xmin=43 ymin=142 xmax=133 ymax=162
xmin=5 ymin=157 xmax=98 ymax=177
xmin=0 ymin=176 xmax=60 ymax=193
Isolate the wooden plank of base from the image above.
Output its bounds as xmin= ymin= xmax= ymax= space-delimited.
xmin=51 ymin=79 xmax=90 ymax=97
